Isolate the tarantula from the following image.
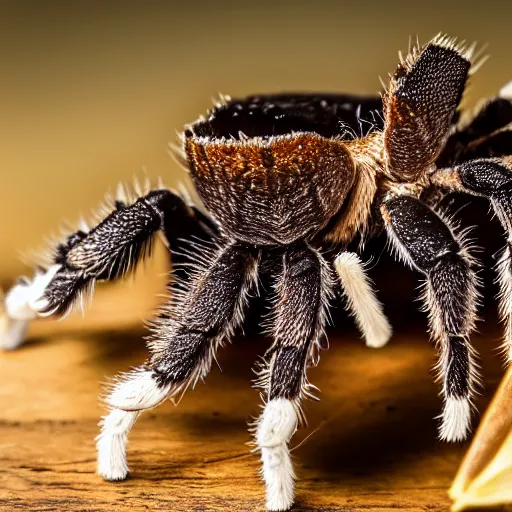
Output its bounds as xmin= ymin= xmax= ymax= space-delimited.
xmin=2 ymin=34 xmax=512 ymax=511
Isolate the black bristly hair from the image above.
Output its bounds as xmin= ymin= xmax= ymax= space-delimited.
xmin=186 ymin=93 xmax=383 ymax=140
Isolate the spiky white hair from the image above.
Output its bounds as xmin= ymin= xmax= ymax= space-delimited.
xmin=334 ymin=252 xmax=392 ymax=348
xmin=256 ymin=398 xmax=298 ymax=512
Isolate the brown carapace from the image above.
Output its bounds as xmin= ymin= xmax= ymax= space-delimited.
xmin=2 ymin=34 xmax=512 ymax=511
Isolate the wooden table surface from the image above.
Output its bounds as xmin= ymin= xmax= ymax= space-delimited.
xmin=0 ymin=271 xmax=506 ymax=512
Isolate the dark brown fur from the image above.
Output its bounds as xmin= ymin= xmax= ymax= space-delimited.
xmin=185 ymin=133 xmax=354 ymax=245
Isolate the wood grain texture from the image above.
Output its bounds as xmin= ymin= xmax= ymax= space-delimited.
xmin=0 ymin=282 xmax=505 ymax=512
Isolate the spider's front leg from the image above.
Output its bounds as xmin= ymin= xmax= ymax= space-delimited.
xmin=255 ymin=243 xmax=333 ymax=511
xmin=1 ymin=187 xmax=215 ymax=349
xmin=97 ymin=241 xmax=258 ymax=481
xmin=380 ymin=194 xmax=480 ymax=442
xmin=432 ymin=158 xmax=512 ymax=360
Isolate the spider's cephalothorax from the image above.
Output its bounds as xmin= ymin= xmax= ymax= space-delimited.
xmin=2 ymin=35 xmax=512 ymax=511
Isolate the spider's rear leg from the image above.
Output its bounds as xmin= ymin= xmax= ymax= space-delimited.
xmin=1 ymin=187 xmax=216 ymax=350
xmin=432 ymin=158 xmax=512 ymax=361
xmin=381 ymin=195 xmax=480 ymax=442
xmin=439 ymin=90 xmax=512 ymax=165
xmin=254 ymin=244 xmax=333 ymax=511
xmin=334 ymin=252 xmax=392 ymax=348
xmin=97 ymin=242 xmax=258 ymax=481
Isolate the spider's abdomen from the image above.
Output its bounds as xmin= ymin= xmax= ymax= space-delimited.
xmin=184 ymin=132 xmax=355 ymax=245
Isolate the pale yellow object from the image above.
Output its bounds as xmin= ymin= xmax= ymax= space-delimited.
xmin=451 ymin=366 xmax=512 ymax=511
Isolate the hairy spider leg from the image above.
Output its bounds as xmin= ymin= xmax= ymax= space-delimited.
xmin=383 ymin=35 xmax=472 ymax=181
xmin=334 ymin=252 xmax=392 ymax=348
xmin=97 ymin=242 xmax=258 ymax=481
xmin=1 ymin=188 xmax=216 ymax=350
xmin=439 ymin=91 xmax=512 ymax=165
xmin=381 ymin=195 xmax=480 ymax=442
xmin=432 ymin=158 xmax=512 ymax=362
xmin=254 ymin=244 xmax=333 ymax=512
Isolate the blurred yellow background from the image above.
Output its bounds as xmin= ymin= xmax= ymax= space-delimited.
xmin=1 ymin=0 xmax=511 ymax=279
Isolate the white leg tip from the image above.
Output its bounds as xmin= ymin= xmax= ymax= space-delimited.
xmin=334 ymin=253 xmax=392 ymax=349
xmin=27 ymin=265 xmax=61 ymax=312
xmin=0 ymin=265 xmax=62 ymax=350
xmin=256 ymin=399 xmax=298 ymax=512
xmin=364 ymin=324 xmax=393 ymax=348
xmin=4 ymin=264 xmax=61 ymax=321
xmin=499 ymin=80 xmax=512 ymax=99
xmin=439 ymin=397 xmax=472 ymax=442
xmin=0 ymin=316 xmax=30 ymax=350
xmin=5 ymin=282 xmax=37 ymax=321
xmin=96 ymin=409 xmax=139 ymax=481
xmin=106 ymin=370 xmax=171 ymax=411
xmin=262 ymin=444 xmax=295 ymax=511
xmin=98 ymin=370 xmax=170 ymax=481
